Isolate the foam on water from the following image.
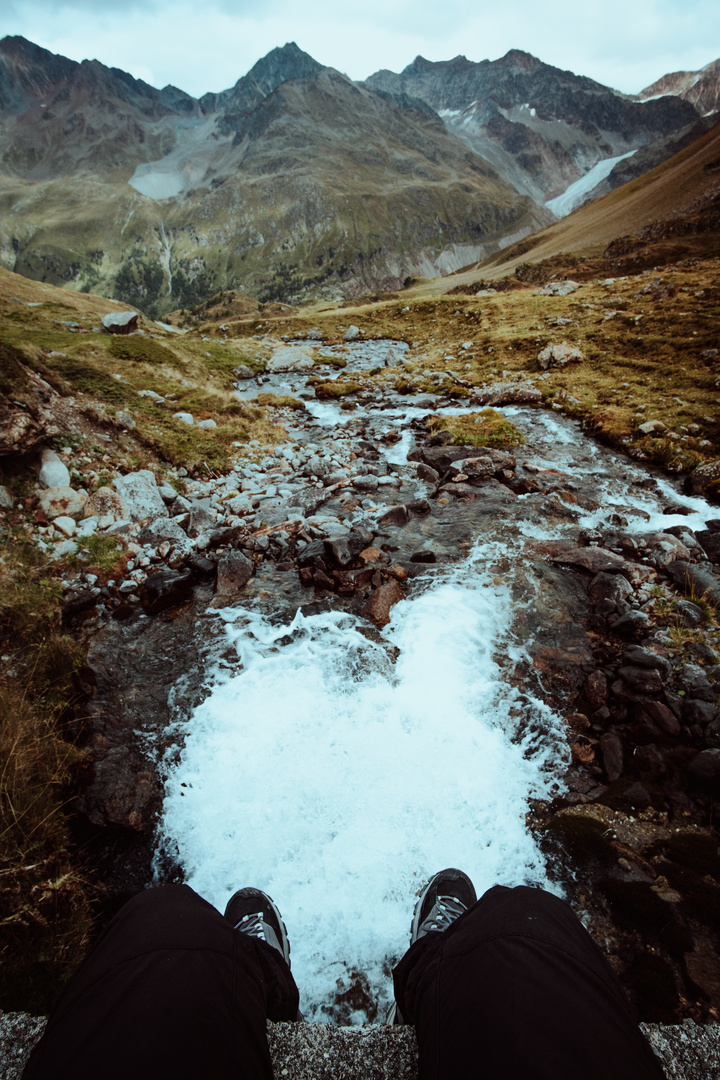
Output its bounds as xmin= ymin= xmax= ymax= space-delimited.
xmin=156 ymin=548 xmax=568 ymax=1020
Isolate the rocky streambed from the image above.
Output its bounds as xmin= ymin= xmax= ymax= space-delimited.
xmin=48 ymin=339 xmax=720 ymax=1024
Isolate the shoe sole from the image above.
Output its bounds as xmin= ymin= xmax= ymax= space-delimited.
xmin=225 ymin=887 xmax=292 ymax=968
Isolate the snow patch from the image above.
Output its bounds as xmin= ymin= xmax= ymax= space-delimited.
xmin=546 ymin=150 xmax=637 ymax=218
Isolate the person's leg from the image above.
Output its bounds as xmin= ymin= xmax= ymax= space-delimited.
xmin=393 ymin=876 xmax=665 ymax=1080
xmin=24 ymin=884 xmax=299 ymax=1080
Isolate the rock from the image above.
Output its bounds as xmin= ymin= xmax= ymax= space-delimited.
xmin=643 ymin=701 xmax=681 ymax=736
xmin=0 ymin=484 xmax=12 ymax=509
xmin=406 ymin=499 xmax=431 ymax=515
xmin=83 ymin=486 xmax=124 ymax=521
xmin=410 ymin=550 xmax=437 ymax=563
xmin=79 ymin=744 xmax=156 ymax=828
xmin=639 ymin=531 xmax=690 ymax=567
xmin=637 ymin=420 xmax=668 ymax=436
xmin=688 ymin=749 xmax=720 ymax=780
xmin=233 ymin=365 xmax=255 ymax=379
xmin=456 ymin=456 xmax=495 ymax=481
xmin=623 ymin=645 xmax=671 ymax=677
xmin=139 ymin=570 xmax=195 ymax=614
xmin=361 ymin=580 xmax=403 ymax=627
xmin=687 ymin=459 xmax=720 ymax=497
xmin=137 ymin=518 xmax=193 ymax=549
xmin=102 ymin=311 xmax=138 ymax=334
xmin=421 ymin=445 xmax=515 ymax=473
xmin=547 ymin=544 xmax=635 ymax=577
xmin=196 ymin=418 xmax=217 ymax=429
xmin=417 ymin=463 xmax=440 ymax=484
xmin=666 ymin=562 xmax=720 ymax=608
xmin=114 ymin=471 xmax=169 ymax=523
xmin=611 ymin=610 xmax=651 ymax=638
xmin=696 ymin=530 xmax=720 ymax=564
xmin=474 ymin=383 xmax=543 ymax=406
xmin=288 ymin=487 xmax=330 ymax=518
xmin=678 ymin=664 xmax=715 ymax=703
xmin=685 ymin=700 xmax=718 ymax=726
xmin=343 ymin=325 xmax=361 ymax=341
xmin=37 ymin=485 xmax=87 ymax=520
xmin=38 ymin=448 xmax=70 ymax=488
xmin=53 ymin=515 xmax=76 ymax=538
xmin=52 ymin=538 xmax=78 ymax=559
xmin=116 ymin=410 xmax=136 ymax=430
xmin=600 ymin=732 xmax=624 ymax=781
xmin=266 ymin=347 xmax=314 ymax=373
xmin=537 ymin=342 xmax=584 ymax=370
xmin=539 ymin=280 xmax=580 ymax=296
xmin=585 ymin=670 xmax=608 ymax=709
xmin=353 ymin=475 xmax=379 ymax=493
xmin=214 ymin=550 xmax=254 ymax=602
xmin=617 ymin=666 xmax=664 ymax=694
xmin=173 ymin=412 xmax=194 ymax=425
xmin=378 ymin=505 xmax=409 ymax=527
xmin=185 ymin=499 xmax=215 ymax=539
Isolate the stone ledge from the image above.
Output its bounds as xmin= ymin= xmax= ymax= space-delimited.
xmin=1 ymin=1013 xmax=718 ymax=1079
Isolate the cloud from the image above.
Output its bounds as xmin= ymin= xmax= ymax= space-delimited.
xmin=3 ymin=0 xmax=719 ymax=97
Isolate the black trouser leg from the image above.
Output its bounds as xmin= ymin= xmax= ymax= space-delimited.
xmin=393 ymin=884 xmax=665 ymax=1080
xmin=23 ymin=884 xmax=299 ymax=1080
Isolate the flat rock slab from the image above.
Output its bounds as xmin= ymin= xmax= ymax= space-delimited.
xmin=2 ymin=1016 xmax=718 ymax=1080
xmin=539 ymin=541 xmax=636 ymax=577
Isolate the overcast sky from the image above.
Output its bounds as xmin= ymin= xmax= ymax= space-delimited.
xmin=4 ymin=0 xmax=719 ymax=98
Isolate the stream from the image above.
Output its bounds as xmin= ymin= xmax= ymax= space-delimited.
xmin=145 ymin=341 xmax=716 ymax=1022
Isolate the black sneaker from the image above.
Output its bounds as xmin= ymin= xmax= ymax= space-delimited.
xmin=410 ymin=867 xmax=477 ymax=943
xmin=387 ymin=868 xmax=477 ymax=1024
xmin=224 ymin=887 xmax=291 ymax=967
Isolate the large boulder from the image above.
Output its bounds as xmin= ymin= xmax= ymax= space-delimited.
xmin=266 ymin=347 xmax=314 ymax=373
xmin=102 ymin=311 xmax=138 ymax=334
xmin=213 ymin=550 xmax=254 ymax=603
xmin=537 ymin=342 xmax=584 ymax=370
xmin=361 ymin=580 xmax=403 ymax=627
xmin=687 ymin=459 xmax=720 ymax=497
xmin=114 ymin=471 xmax=168 ymax=523
xmin=37 ymin=485 xmax=86 ymax=519
xmin=474 ymin=383 xmax=543 ymax=406
xmin=38 ymin=449 xmax=70 ymax=488
xmin=83 ymin=486 xmax=124 ymax=521
xmin=421 ymin=445 xmax=515 ymax=473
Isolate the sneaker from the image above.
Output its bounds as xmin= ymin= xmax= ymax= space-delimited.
xmin=410 ymin=867 xmax=477 ymax=943
xmin=387 ymin=868 xmax=477 ymax=1024
xmin=224 ymin=887 xmax=291 ymax=967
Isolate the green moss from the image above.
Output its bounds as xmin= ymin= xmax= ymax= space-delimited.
xmin=314 ymin=380 xmax=363 ymax=399
xmin=315 ymin=354 xmax=347 ymax=369
xmin=254 ymin=393 xmax=306 ymax=410
xmin=42 ymin=357 xmax=136 ymax=406
xmin=427 ymin=408 xmax=525 ymax=447
xmin=71 ymin=535 xmax=122 ymax=574
xmin=108 ymin=336 xmax=180 ymax=367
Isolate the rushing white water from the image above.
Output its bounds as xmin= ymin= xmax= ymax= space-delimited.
xmin=157 ymin=546 xmax=569 ymax=1020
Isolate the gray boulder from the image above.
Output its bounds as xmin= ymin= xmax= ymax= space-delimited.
xmin=102 ymin=311 xmax=138 ymax=334
xmin=38 ymin=449 xmax=70 ymax=488
xmin=114 ymin=471 xmax=168 ymax=523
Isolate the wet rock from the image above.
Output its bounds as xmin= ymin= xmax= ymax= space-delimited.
xmin=588 ymin=571 xmax=633 ymax=608
xmin=79 ymin=744 xmax=156 ymax=829
xmin=611 ymin=610 xmax=651 ymax=638
xmin=678 ymin=665 xmax=715 ymax=703
xmin=378 ymin=505 xmax=409 ymax=526
xmin=361 ymin=580 xmax=403 ymax=627
xmin=410 ymin=550 xmax=437 ymax=563
xmin=537 ymin=342 xmax=584 ymax=369
xmin=139 ymin=570 xmax=195 ymax=614
xmin=37 ymin=485 xmax=86 ymax=520
xmin=214 ymin=551 xmax=254 ymax=602
xmin=546 ymin=543 xmax=635 ymax=577
xmin=38 ymin=448 xmax=70 ymax=488
xmin=687 ymin=458 xmax=720 ymax=497
xmin=688 ymin=749 xmax=720 ymax=780
xmin=600 ymin=731 xmax=624 ymax=780
xmin=639 ymin=531 xmax=691 ymax=568
xmin=416 ymin=463 xmax=440 ymax=484
xmin=102 ymin=310 xmax=138 ymax=334
xmin=114 ymin=471 xmax=168 ymax=523
xmin=666 ymin=561 xmax=720 ymax=608
xmin=453 ymin=456 xmax=494 ymax=481
xmin=406 ymin=498 xmax=431 ymax=515
xmin=353 ymin=475 xmax=379 ymax=493
xmin=421 ymin=445 xmax=515 ymax=473
xmin=684 ymin=700 xmax=718 ymax=727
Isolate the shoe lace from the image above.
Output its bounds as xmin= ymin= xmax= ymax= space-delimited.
xmin=421 ymin=895 xmax=467 ymax=934
xmin=234 ymin=911 xmax=266 ymax=940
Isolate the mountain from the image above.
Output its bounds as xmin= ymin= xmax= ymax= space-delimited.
xmin=640 ymin=57 xmax=720 ymax=117
xmin=0 ymin=36 xmax=547 ymax=312
xmin=364 ymin=50 xmax=703 ymax=210
xmin=436 ymin=118 xmax=720 ymax=289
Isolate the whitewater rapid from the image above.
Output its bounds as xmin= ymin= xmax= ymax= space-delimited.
xmin=156 ymin=544 xmax=569 ymax=1020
